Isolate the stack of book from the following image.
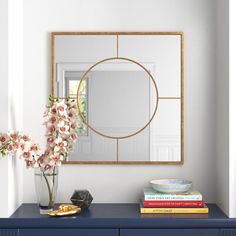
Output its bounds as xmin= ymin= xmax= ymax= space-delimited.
xmin=140 ymin=187 xmax=208 ymax=214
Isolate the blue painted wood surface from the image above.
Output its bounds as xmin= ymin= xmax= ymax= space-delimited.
xmin=19 ymin=229 xmax=118 ymax=236
xmin=121 ymin=229 xmax=219 ymax=236
xmin=0 ymin=203 xmax=235 ymax=230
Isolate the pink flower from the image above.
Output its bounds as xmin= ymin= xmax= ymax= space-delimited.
xmin=59 ymin=114 xmax=68 ymax=121
xmin=55 ymin=102 xmax=67 ymax=116
xmin=68 ymin=111 xmax=76 ymax=120
xmin=54 ymin=138 xmax=68 ymax=153
xmin=9 ymin=131 xmax=19 ymax=141
xmin=23 ymin=151 xmax=31 ymax=159
xmin=12 ymin=143 xmax=19 ymax=150
xmin=0 ymin=134 xmax=9 ymax=143
xmin=26 ymin=159 xmax=36 ymax=168
xmin=44 ymin=148 xmax=51 ymax=156
xmin=20 ymin=143 xmax=26 ymax=151
xmin=36 ymin=156 xmax=44 ymax=165
xmin=46 ymin=125 xmax=56 ymax=136
xmin=22 ymin=134 xmax=30 ymax=142
xmin=49 ymin=116 xmax=57 ymax=124
xmin=71 ymin=122 xmax=77 ymax=129
xmin=51 ymin=107 xmax=57 ymax=115
xmin=58 ymin=120 xmax=69 ymax=135
xmin=47 ymin=137 xmax=55 ymax=147
xmin=30 ymin=144 xmax=39 ymax=152
xmin=49 ymin=153 xmax=63 ymax=166
xmin=7 ymin=144 xmax=13 ymax=152
xmin=59 ymin=125 xmax=69 ymax=134
xmin=58 ymin=105 xmax=65 ymax=112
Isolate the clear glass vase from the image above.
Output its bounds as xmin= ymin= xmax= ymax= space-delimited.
xmin=34 ymin=167 xmax=58 ymax=214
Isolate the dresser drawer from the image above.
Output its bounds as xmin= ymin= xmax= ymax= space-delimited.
xmin=220 ymin=229 xmax=236 ymax=236
xmin=0 ymin=229 xmax=18 ymax=236
xmin=120 ymin=229 xmax=219 ymax=236
xmin=19 ymin=229 xmax=118 ymax=236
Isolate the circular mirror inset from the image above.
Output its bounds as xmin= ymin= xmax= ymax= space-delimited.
xmin=77 ymin=57 xmax=159 ymax=139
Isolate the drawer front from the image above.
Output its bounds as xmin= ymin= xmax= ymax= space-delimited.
xmin=0 ymin=229 xmax=18 ymax=236
xmin=121 ymin=229 xmax=219 ymax=236
xmin=19 ymin=229 xmax=118 ymax=236
xmin=221 ymin=229 xmax=236 ymax=236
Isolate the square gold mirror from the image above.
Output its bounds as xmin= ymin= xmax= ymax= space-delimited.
xmin=51 ymin=32 xmax=184 ymax=164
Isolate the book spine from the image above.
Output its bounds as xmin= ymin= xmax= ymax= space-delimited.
xmin=144 ymin=195 xmax=202 ymax=201
xmin=140 ymin=207 xmax=209 ymax=214
xmin=143 ymin=201 xmax=204 ymax=208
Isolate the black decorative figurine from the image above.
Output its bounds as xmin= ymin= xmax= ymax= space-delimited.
xmin=70 ymin=190 xmax=93 ymax=209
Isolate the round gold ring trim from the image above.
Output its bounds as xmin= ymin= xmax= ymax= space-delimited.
xmin=76 ymin=57 xmax=159 ymax=140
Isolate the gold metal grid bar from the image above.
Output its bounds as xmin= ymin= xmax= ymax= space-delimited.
xmin=159 ymin=97 xmax=181 ymax=99
xmin=51 ymin=96 xmax=77 ymax=100
xmin=116 ymin=139 xmax=119 ymax=162
xmin=116 ymin=35 xmax=119 ymax=58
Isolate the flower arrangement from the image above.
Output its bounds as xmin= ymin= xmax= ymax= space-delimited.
xmin=0 ymin=98 xmax=79 ymax=170
xmin=0 ymin=98 xmax=79 ymax=213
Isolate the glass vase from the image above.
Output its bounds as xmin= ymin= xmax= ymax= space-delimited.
xmin=34 ymin=167 xmax=58 ymax=214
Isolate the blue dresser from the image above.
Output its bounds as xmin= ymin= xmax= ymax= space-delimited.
xmin=0 ymin=204 xmax=236 ymax=236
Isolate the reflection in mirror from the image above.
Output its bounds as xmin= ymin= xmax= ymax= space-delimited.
xmin=65 ymin=72 xmax=88 ymax=136
xmin=77 ymin=59 xmax=158 ymax=139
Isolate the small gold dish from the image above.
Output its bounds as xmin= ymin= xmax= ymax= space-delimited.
xmin=48 ymin=204 xmax=81 ymax=217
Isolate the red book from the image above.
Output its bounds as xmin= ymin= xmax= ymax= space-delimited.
xmin=143 ymin=200 xmax=205 ymax=208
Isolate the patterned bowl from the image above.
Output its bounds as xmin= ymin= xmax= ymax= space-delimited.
xmin=150 ymin=179 xmax=192 ymax=193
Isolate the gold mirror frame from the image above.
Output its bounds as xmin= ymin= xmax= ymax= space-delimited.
xmin=77 ymin=56 xmax=159 ymax=140
xmin=51 ymin=32 xmax=184 ymax=165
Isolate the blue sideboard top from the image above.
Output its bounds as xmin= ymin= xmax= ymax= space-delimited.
xmin=0 ymin=203 xmax=236 ymax=229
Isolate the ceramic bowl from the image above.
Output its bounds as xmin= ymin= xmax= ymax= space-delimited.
xmin=150 ymin=179 xmax=192 ymax=193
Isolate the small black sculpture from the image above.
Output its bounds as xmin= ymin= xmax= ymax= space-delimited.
xmin=70 ymin=190 xmax=93 ymax=209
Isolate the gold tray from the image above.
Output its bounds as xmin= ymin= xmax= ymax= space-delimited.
xmin=48 ymin=204 xmax=81 ymax=217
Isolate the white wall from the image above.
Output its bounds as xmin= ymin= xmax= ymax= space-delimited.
xmin=8 ymin=0 xmax=24 ymax=216
xmin=22 ymin=0 xmax=218 ymax=204
xmin=229 ymin=0 xmax=236 ymax=218
xmin=215 ymin=0 xmax=229 ymax=216
xmin=0 ymin=0 xmax=23 ymax=217
xmin=0 ymin=0 xmax=9 ymax=132
xmin=0 ymin=0 xmax=11 ymax=218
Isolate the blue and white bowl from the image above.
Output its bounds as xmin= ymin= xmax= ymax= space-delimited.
xmin=150 ymin=179 xmax=192 ymax=193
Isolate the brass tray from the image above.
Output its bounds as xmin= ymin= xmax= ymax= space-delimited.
xmin=48 ymin=204 xmax=81 ymax=217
